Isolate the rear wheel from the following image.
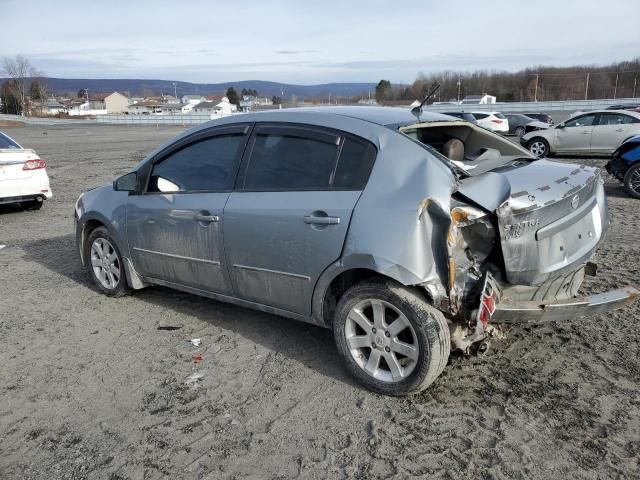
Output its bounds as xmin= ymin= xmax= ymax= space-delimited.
xmin=22 ymin=197 xmax=44 ymax=210
xmin=623 ymin=163 xmax=640 ymax=199
xmin=333 ymin=280 xmax=450 ymax=396
xmin=85 ymin=227 xmax=130 ymax=297
xmin=514 ymin=126 xmax=525 ymax=137
xmin=528 ymin=138 xmax=550 ymax=158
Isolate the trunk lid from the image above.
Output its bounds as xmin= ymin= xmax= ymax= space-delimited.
xmin=458 ymin=159 xmax=607 ymax=286
xmin=0 ymin=149 xmax=39 ymax=181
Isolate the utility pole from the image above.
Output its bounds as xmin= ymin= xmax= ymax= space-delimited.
xmin=585 ymin=72 xmax=590 ymax=100
xmin=534 ymin=73 xmax=539 ymax=102
xmin=172 ymin=82 xmax=177 ymax=100
xmin=456 ymin=76 xmax=461 ymax=103
xmin=634 ymin=77 xmax=637 ymax=98
xmin=613 ymin=73 xmax=619 ymax=99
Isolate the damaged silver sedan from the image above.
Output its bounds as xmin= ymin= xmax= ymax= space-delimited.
xmin=74 ymin=107 xmax=639 ymax=395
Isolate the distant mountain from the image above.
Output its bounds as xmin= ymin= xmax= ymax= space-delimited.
xmin=6 ymin=77 xmax=377 ymax=99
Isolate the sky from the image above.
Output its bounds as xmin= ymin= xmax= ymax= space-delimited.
xmin=0 ymin=0 xmax=638 ymax=85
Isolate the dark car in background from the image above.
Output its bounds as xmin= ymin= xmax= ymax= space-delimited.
xmin=504 ymin=113 xmax=550 ymax=137
xmin=441 ymin=112 xmax=478 ymax=124
xmin=519 ymin=112 xmax=554 ymax=125
xmin=606 ymin=104 xmax=640 ymax=113
xmin=606 ymin=135 xmax=640 ymax=198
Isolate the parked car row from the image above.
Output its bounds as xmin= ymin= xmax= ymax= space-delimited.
xmin=441 ymin=111 xmax=552 ymax=136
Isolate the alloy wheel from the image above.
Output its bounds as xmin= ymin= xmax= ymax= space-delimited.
xmin=90 ymin=237 xmax=121 ymax=290
xmin=344 ymin=299 xmax=419 ymax=382
xmin=530 ymin=140 xmax=547 ymax=157
xmin=629 ymin=167 xmax=640 ymax=194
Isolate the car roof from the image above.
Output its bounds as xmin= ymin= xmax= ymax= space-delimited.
xmin=575 ymin=110 xmax=640 ymax=117
xmin=226 ymin=106 xmax=458 ymax=128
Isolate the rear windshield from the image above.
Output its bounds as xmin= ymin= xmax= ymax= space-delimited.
xmin=494 ymin=113 xmax=506 ymax=119
xmin=0 ymin=132 xmax=20 ymax=149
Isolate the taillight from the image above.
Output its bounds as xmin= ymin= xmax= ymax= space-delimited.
xmin=491 ymin=119 xmax=503 ymax=124
xmin=22 ymin=159 xmax=46 ymax=170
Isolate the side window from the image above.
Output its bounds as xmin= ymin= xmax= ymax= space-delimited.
xmin=333 ymin=138 xmax=377 ymax=190
xmin=244 ymin=131 xmax=339 ymax=190
xmin=474 ymin=113 xmax=488 ymax=120
xmin=598 ymin=114 xmax=628 ymax=126
xmin=148 ymin=134 xmax=245 ymax=193
xmin=565 ymin=114 xmax=596 ymax=128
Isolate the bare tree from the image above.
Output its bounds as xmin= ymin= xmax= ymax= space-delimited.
xmin=2 ymin=55 xmax=44 ymax=116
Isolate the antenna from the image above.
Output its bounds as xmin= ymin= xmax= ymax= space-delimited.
xmin=411 ymin=82 xmax=441 ymax=114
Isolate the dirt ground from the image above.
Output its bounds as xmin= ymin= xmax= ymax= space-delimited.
xmin=1 ymin=124 xmax=639 ymax=480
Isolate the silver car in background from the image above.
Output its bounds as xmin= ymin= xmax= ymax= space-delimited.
xmin=522 ymin=110 xmax=640 ymax=158
xmin=74 ymin=107 xmax=638 ymax=395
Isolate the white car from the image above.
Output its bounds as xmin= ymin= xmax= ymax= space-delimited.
xmin=521 ymin=110 xmax=640 ymax=158
xmin=472 ymin=111 xmax=509 ymax=133
xmin=0 ymin=131 xmax=52 ymax=210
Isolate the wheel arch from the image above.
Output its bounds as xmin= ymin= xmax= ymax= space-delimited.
xmin=311 ymin=262 xmax=436 ymax=328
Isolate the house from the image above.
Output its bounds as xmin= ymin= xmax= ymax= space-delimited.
xmin=162 ymin=94 xmax=179 ymax=104
xmin=192 ymin=102 xmax=219 ymax=114
xmin=42 ymin=99 xmax=65 ymax=115
xmin=192 ymin=96 xmax=237 ymax=115
xmin=127 ymin=102 xmax=190 ymax=115
xmin=103 ymin=92 xmax=130 ymax=113
xmin=182 ymin=94 xmax=206 ymax=106
xmin=460 ymin=94 xmax=496 ymax=105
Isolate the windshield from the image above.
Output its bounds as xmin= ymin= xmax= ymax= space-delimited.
xmin=0 ymin=132 xmax=21 ymax=149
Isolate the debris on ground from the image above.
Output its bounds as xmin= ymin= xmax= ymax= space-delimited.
xmin=189 ymin=338 xmax=201 ymax=347
xmin=157 ymin=325 xmax=182 ymax=331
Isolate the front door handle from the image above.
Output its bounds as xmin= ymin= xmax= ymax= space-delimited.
xmin=304 ymin=215 xmax=340 ymax=225
xmin=194 ymin=213 xmax=219 ymax=223
xmin=581 ymin=131 xmax=590 ymax=134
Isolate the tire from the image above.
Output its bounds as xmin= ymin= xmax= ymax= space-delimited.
xmin=85 ymin=226 xmax=131 ymax=297
xmin=623 ymin=162 xmax=640 ymax=199
xmin=333 ymin=280 xmax=450 ymax=396
xmin=528 ymin=138 xmax=550 ymax=158
xmin=22 ymin=199 xmax=43 ymax=210
xmin=514 ymin=126 xmax=525 ymax=137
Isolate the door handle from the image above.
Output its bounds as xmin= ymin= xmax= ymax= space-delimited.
xmin=616 ymin=128 xmax=624 ymax=132
xmin=581 ymin=131 xmax=590 ymax=134
xmin=194 ymin=213 xmax=219 ymax=223
xmin=304 ymin=215 xmax=340 ymax=225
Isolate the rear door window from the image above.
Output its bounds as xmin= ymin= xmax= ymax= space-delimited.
xmin=598 ymin=113 xmax=632 ymax=125
xmin=241 ymin=125 xmax=376 ymax=191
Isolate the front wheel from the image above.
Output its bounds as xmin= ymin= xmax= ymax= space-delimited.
xmin=333 ymin=280 xmax=450 ymax=396
xmin=85 ymin=227 xmax=131 ymax=297
xmin=528 ymin=138 xmax=550 ymax=158
xmin=623 ymin=162 xmax=640 ymax=199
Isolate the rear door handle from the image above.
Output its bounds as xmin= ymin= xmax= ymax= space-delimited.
xmin=304 ymin=215 xmax=340 ymax=225
xmin=194 ymin=213 xmax=219 ymax=223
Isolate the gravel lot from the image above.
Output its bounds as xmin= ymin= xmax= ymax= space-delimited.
xmin=1 ymin=124 xmax=639 ymax=480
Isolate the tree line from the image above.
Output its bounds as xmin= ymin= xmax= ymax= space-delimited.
xmin=375 ymin=57 xmax=640 ymax=104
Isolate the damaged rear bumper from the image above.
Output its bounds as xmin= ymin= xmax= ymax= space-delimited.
xmin=491 ymin=287 xmax=639 ymax=324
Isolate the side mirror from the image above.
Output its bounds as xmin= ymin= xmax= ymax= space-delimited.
xmin=114 ymin=172 xmax=137 ymax=192
xmin=557 ymin=123 xmax=565 ymax=129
